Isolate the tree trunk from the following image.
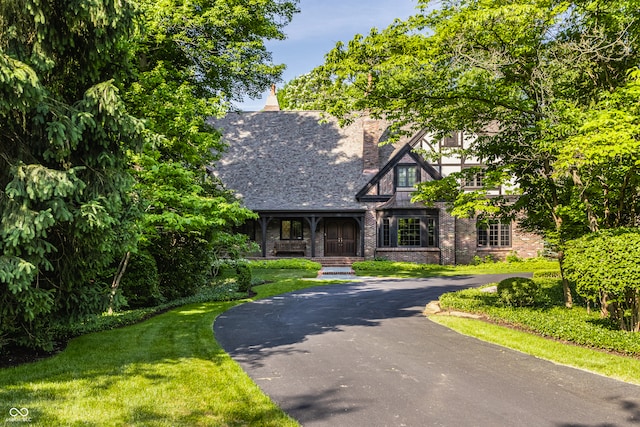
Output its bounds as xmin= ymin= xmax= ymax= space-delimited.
xmin=545 ymin=158 xmax=573 ymax=308
xmin=572 ymin=169 xmax=599 ymax=232
xmin=599 ymin=289 xmax=610 ymax=319
xmin=633 ymin=290 xmax=640 ymax=332
xmin=557 ymin=251 xmax=573 ymax=309
xmin=108 ymin=251 xmax=131 ymax=315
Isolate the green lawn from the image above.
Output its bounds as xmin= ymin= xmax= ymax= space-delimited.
xmin=431 ymin=275 xmax=640 ymax=386
xmin=2 ymin=259 xmax=638 ymax=426
xmin=431 ymin=316 xmax=640 ymax=386
xmin=0 ymin=274 xmax=325 ymax=427
xmin=352 ymin=257 xmax=558 ymax=277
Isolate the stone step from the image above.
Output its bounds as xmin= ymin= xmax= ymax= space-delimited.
xmin=316 ymin=266 xmax=356 ymax=279
xmin=316 ymin=257 xmax=363 ymax=267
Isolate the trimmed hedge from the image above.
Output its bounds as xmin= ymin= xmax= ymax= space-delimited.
xmin=248 ymin=258 xmax=321 ymax=270
xmin=564 ymin=229 xmax=640 ymax=332
xmin=352 ymin=258 xmax=559 ymax=274
xmin=352 ymin=260 xmax=445 ymax=272
xmin=533 ymin=269 xmax=562 ymax=279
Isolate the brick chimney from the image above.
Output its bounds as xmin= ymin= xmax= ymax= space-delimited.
xmin=263 ymin=84 xmax=280 ymax=111
xmin=363 ymin=119 xmax=383 ymax=173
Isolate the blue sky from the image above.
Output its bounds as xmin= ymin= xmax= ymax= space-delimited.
xmin=238 ymin=0 xmax=419 ymax=111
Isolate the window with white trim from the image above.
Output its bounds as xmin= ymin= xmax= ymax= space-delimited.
xmin=465 ymin=171 xmax=484 ymax=188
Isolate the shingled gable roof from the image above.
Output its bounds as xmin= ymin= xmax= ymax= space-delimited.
xmin=211 ymin=111 xmax=407 ymax=212
xmin=355 ymin=136 xmax=443 ymax=202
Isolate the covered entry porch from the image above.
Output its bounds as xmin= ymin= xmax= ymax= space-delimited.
xmin=249 ymin=210 xmax=366 ymax=259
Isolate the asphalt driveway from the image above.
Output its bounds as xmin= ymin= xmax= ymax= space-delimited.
xmin=214 ymin=275 xmax=640 ymax=426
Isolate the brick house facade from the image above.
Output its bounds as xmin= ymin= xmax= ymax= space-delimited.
xmin=211 ymin=103 xmax=543 ymax=265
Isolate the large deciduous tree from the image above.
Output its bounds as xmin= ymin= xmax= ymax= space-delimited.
xmin=285 ymin=0 xmax=640 ymax=307
xmin=120 ymin=0 xmax=298 ymax=300
xmin=0 ymin=0 xmax=146 ymax=350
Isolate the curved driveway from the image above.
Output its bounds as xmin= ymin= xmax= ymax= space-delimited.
xmin=214 ymin=275 xmax=640 ymax=426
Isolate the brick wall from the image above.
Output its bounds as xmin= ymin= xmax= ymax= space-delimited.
xmin=363 ymin=204 xmax=378 ymax=258
xmin=455 ymin=217 xmax=545 ymax=263
xmin=455 ymin=217 xmax=479 ymax=264
xmin=438 ymin=202 xmax=456 ymax=264
xmin=375 ymin=248 xmax=440 ymax=264
xmin=510 ymin=224 xmax=544 ymax=258
xmin=254 ymin=210 xmax=544 ymax=265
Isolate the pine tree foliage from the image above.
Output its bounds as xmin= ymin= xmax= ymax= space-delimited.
xmin=0 ymin=0 xmax=299 ymax=351
xmin=0 ymin=0 xmax=146 ymax=350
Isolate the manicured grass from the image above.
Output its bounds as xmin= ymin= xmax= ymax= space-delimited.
xmin=0 ymin=274 xmax=326 ymax=427
xmin=353 ymin=258 xmax=558 ymax=278
xmin=3 ymin=259 xmax=635 ymax=425
xmin=437 ymin=280 xmax=640 ymax=357
xmin=432 ymin=275 xmax=640 ymax=386
xmin=430 ymin=316 xmax=640 ymax=386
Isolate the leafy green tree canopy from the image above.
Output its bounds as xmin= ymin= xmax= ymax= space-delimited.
xmin=119 ymin=0 xmax=296 ymax=299
xmin=282 ymin=0 xmax=640 ymax=306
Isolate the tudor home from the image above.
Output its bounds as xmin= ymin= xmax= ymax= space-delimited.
xmin=210 ymin=96 xmax=543 ymax=265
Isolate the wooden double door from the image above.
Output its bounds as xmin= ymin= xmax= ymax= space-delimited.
xmin=324 ymin=219 xmax=357 ymax=257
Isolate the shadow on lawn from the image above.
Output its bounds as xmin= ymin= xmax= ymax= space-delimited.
xmin=0 ymin=300 xmax=289 ymax=426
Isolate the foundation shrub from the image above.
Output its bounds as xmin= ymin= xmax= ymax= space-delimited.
xmin=248 ymin=258 xmax=321 ymax=270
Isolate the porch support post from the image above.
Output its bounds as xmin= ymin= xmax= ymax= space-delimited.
xmin=355 ymin=215 xmax=365 ymax=258
xmin=304 ymin=216 xmax=321 ymax=258
xmin=258 ymin=216 xmax=272 ymax=257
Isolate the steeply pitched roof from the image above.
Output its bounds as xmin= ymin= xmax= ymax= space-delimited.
xmin=211 ymin=111 xmax=402 ymax=211
xmin=355 ymin=142 xmax=443 ymax=202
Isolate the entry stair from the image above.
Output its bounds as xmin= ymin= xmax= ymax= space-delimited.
xmin=316 ymin=257 xmax=361 ymax=279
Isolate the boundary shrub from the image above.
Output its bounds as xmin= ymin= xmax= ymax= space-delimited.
xmin=497 ymin=277 xmax=540 ymax=307
xmin=121 ymin=250 xmax=163 ymax=308
xmin=236 ymin=264 xmax=252 ymax=294
xmin=533 ymin=269 xmax=562 ymax=279
xmin=564 ymin=229 xmax=640 ymax=332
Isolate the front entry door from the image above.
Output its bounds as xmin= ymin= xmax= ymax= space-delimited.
xmin=325 ymin=220 xmax=357 ymax=256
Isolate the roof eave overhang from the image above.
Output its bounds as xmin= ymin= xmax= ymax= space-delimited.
xmin=252 ymin=209 xmax=366 ymax=217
